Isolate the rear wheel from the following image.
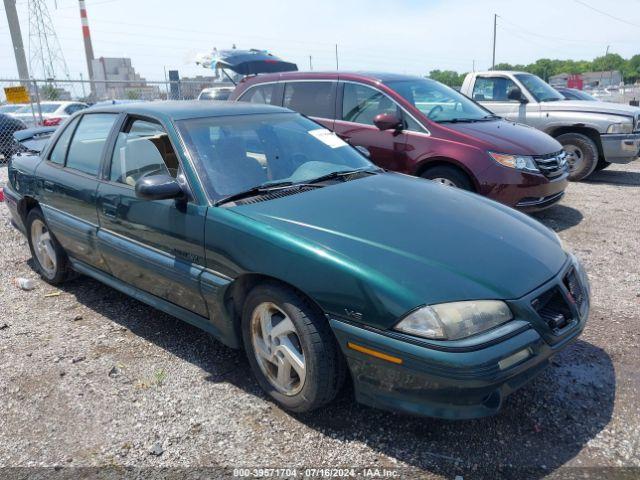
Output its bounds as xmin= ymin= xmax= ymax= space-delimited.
xmin=241 ymin=282 xmax=346 ymax=413
xmin=26 ymin=208 xmax=71 ymax=284
xmin=420 ymin=165 xmax=473 ymax=191
xmin=556 ymin=133 xmax=599 ymax=181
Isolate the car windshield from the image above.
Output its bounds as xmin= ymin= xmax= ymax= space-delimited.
xmin=0 ymin=104 xmax=24 ymax=113
xmin=567 ymin=89 xmax=597 ymax=101
xmin=385 ymin=78 xmax=491 ymax=122
xmin=176 ymin=112 xmax=374 ymax=202
xmin=15 ymin=103 xmax=61 ymax=114
xmin=514 ymin=74 xmax=564 ymax=102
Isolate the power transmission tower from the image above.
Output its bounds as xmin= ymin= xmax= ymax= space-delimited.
xmin=27 ymin=0 xmax=71 ymax=81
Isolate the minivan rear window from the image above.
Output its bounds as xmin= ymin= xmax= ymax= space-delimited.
xmin=283 ymin=82 xmax=335 ymax=119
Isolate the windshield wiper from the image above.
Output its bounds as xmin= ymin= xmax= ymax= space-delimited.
xmin=214 ymin=180 xmax=302 ymax=206
xmin=436 ymin=118 xmax=483 ymax=123
xmin=305 ymin=167 xmax=379 ymax=185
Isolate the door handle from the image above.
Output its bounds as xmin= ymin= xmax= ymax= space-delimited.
xmin=43 ymin=180 xmax=55 ymax=193
xmin=101 ymin=204 xmax=118 ymax=219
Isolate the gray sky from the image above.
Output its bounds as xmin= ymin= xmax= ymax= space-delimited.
xmin=1 ymin=0 xmax=640 ymax=80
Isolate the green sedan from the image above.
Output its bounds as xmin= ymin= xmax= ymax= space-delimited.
xmin=5 ymin=101 xmax=590 ymax=419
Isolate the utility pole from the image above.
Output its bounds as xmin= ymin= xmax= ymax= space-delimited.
xmin=3 ymin=0 xmax=30 ymax=83
xmin=605 ymin=45 xmax=610 ymax=56
xmin=335 ymin=44 xmax=339 ymax=70
xmin=309 ymin=55 xmax=313 ymax=71
xmin=492 ymin=14 xmax=497 ymax=69
xmin=472 ymin=59 xmax=475 ymax=72
xmin=78 ymin=0 xmax=95 ymax=98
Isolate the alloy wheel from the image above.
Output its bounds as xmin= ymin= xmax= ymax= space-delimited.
xmin=250 ymin=302 xmax=306 ymax=396
xmin=30 ymin=219 xmax=57 ymax=277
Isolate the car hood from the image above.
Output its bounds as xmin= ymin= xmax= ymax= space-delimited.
xmin=442 ymin=119 xmax=562 ymax=156
xmin=540 ymin=100 xmax=640 ymax=117
xmin=232 ymin=173 xmax=566 ymax=305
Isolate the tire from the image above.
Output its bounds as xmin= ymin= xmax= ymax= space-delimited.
xmin=420 ymin=165 xmax=473 ymax=191
xmin=26 ymin=208 xmax=72 ymax=284
xmin=594 ymin=158 xmax=611 ymax=171
xmin=241 ymin=282 xmax=346 ymax=413
xmin=556 ymin=133 xmax=599 ymax=181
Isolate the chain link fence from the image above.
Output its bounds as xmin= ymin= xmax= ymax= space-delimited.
xmin=0 ymin=77 xmax=235 ymax=164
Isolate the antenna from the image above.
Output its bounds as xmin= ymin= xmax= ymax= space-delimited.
xmin=27 ymin=0 xmax=71 ymax=81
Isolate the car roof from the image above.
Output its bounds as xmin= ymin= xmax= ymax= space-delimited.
xmin=240 ymin=71 xmax=425 ymax=84
xmin=84 ymin=100 xmax=291 ymax=120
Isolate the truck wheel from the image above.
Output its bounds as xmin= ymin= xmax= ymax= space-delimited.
xmin=421 ymin=165 xmax=473 ymax=191
xmin=556 ymin=133 xmax=599 ymax=181
xmin=242 ymin=282 xmax=346 ymax=413
xmin=26 ymin=208 xmax=72 ymax=284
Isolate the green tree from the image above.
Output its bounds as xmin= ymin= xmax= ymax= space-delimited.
xmin=40 ymin=85 xmax=60 ymax=100
xmin=428 ymin=70 xmax=466 ymax=87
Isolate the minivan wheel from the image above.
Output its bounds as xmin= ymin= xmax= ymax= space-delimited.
xmin=421 ymin=165 xmax=473 ymax=191
xmin=556 ymin=133 xmax=598 ymax=181
xmin=26 ymin=208 xmax=71 ymax=284
xmin=241 ymin=282 xmax=346 ymax=412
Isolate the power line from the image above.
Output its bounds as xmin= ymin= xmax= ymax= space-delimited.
xmin=573 ymin=0 xmax=640 ymax=29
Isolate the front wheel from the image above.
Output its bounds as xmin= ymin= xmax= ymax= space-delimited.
xmin=420 ymin=165 xmax=473 ymax=191
xmin=556 ymin=133 xmax=599 ymax=181
xmin=241 ymin=282 xmax=346 ymax=413
xmin=26 ymin=208 xmax=72 ymax=284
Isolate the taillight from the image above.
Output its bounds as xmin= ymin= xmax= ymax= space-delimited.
xmin=42 ymin=117 xmax=62 ymax=126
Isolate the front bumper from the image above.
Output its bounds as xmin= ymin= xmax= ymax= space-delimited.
xmin=477 ymin=164 xmax=569 ymax=212
xmin=601 ymin=133 xmax=640 ymax=163
xmin=330 ymin=259 xmax=587 ymax=420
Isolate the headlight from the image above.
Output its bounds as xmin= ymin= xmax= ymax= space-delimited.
xmin=607 ymin=121 xmax=633 ymax=134
xmin=394 ymin=300 xmax=513 ymax=341
xmin=488 ymin=151 xmax=539 ymax=173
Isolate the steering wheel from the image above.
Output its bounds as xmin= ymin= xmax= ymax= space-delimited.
xmin=427 ymin=105 xmax=443 ymax=119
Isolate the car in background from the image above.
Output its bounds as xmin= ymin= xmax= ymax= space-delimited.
xmin=461 ymin=71 xmax=640 ymax=180
xmin=556 ymin=87 xmax=599 ymax=102
xmin=0 ymin=113 xmax=26 ymax=163
xmin=11 ymin=101 xmax=88 ymax=128
xmin=0 ymin=103 xmax=27 ymax=114
xmin=230 ymin=71 xmax=569 ymax=211
xmin=5 ymin=101 xmax=589 ymax=419
xmin=197 ymin=86 xmax=235 ymax=101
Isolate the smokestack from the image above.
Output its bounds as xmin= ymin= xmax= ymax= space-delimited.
xmin=78 ymin=0 xmax=95 ymax=97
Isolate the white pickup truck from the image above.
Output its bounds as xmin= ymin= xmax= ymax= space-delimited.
xmin=461 ymin=71 xmax=640 ymax=180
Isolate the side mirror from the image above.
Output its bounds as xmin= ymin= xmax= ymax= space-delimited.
xmin=135 ymin=174 xmax=184 ymax=201
xmin=508 ymin=86 xmax=528 ymax=103
xmin=373 ymin=112 xmax=403 ymax=132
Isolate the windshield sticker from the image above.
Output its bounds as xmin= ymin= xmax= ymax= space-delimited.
xmin=308 ymin=129 xmax=348 ymax=148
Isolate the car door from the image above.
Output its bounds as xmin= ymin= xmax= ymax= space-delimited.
xmin=334 ymin=82 xmax=409 ymax=171
xmin=95 ymin=116 xmax=209 ymax=317
xmin=470 ymin=75 xmax=530 ymax=122
xmin=36 ymin=112 xmax=119 ymax=270
xmin=282 ymin=81 xmax=336 ymax=130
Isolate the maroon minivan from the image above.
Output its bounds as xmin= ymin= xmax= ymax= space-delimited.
xmin=229 ymin=72 xmax=569 ymax=211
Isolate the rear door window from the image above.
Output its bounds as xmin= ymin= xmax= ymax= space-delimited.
xmin=283 ymin=82 xmax=336 ymax=119
xmin=342 ymin=83 xmax=399 ymax=125
xmin=65 ymin=113 xmax=117 ymax=176
xmin=472 ymin=76 xmax=519 ymax=102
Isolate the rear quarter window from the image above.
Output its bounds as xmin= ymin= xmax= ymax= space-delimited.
xmin=239 ymin=84 xmax=278 ymax=105
xmin=48 ymin=116 xmax=80 ymax=165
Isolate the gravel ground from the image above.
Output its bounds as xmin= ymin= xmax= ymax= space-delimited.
xmin=0 ymin=163 xmax=639 ymax=479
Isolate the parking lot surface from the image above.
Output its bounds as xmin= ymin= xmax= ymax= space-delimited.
xmin=0 ymin=164 xmax=639 ymax=478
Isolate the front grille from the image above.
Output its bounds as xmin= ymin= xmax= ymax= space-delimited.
xmin=533 ymin=150 xmax=567 ymax=178
xmin=564 ymin=268 xmax=585 ymax=311
xmin=635 ymin=115 xmax=640 ymax=133
xmin=532 ymin=287 xmax=573 ymax=332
